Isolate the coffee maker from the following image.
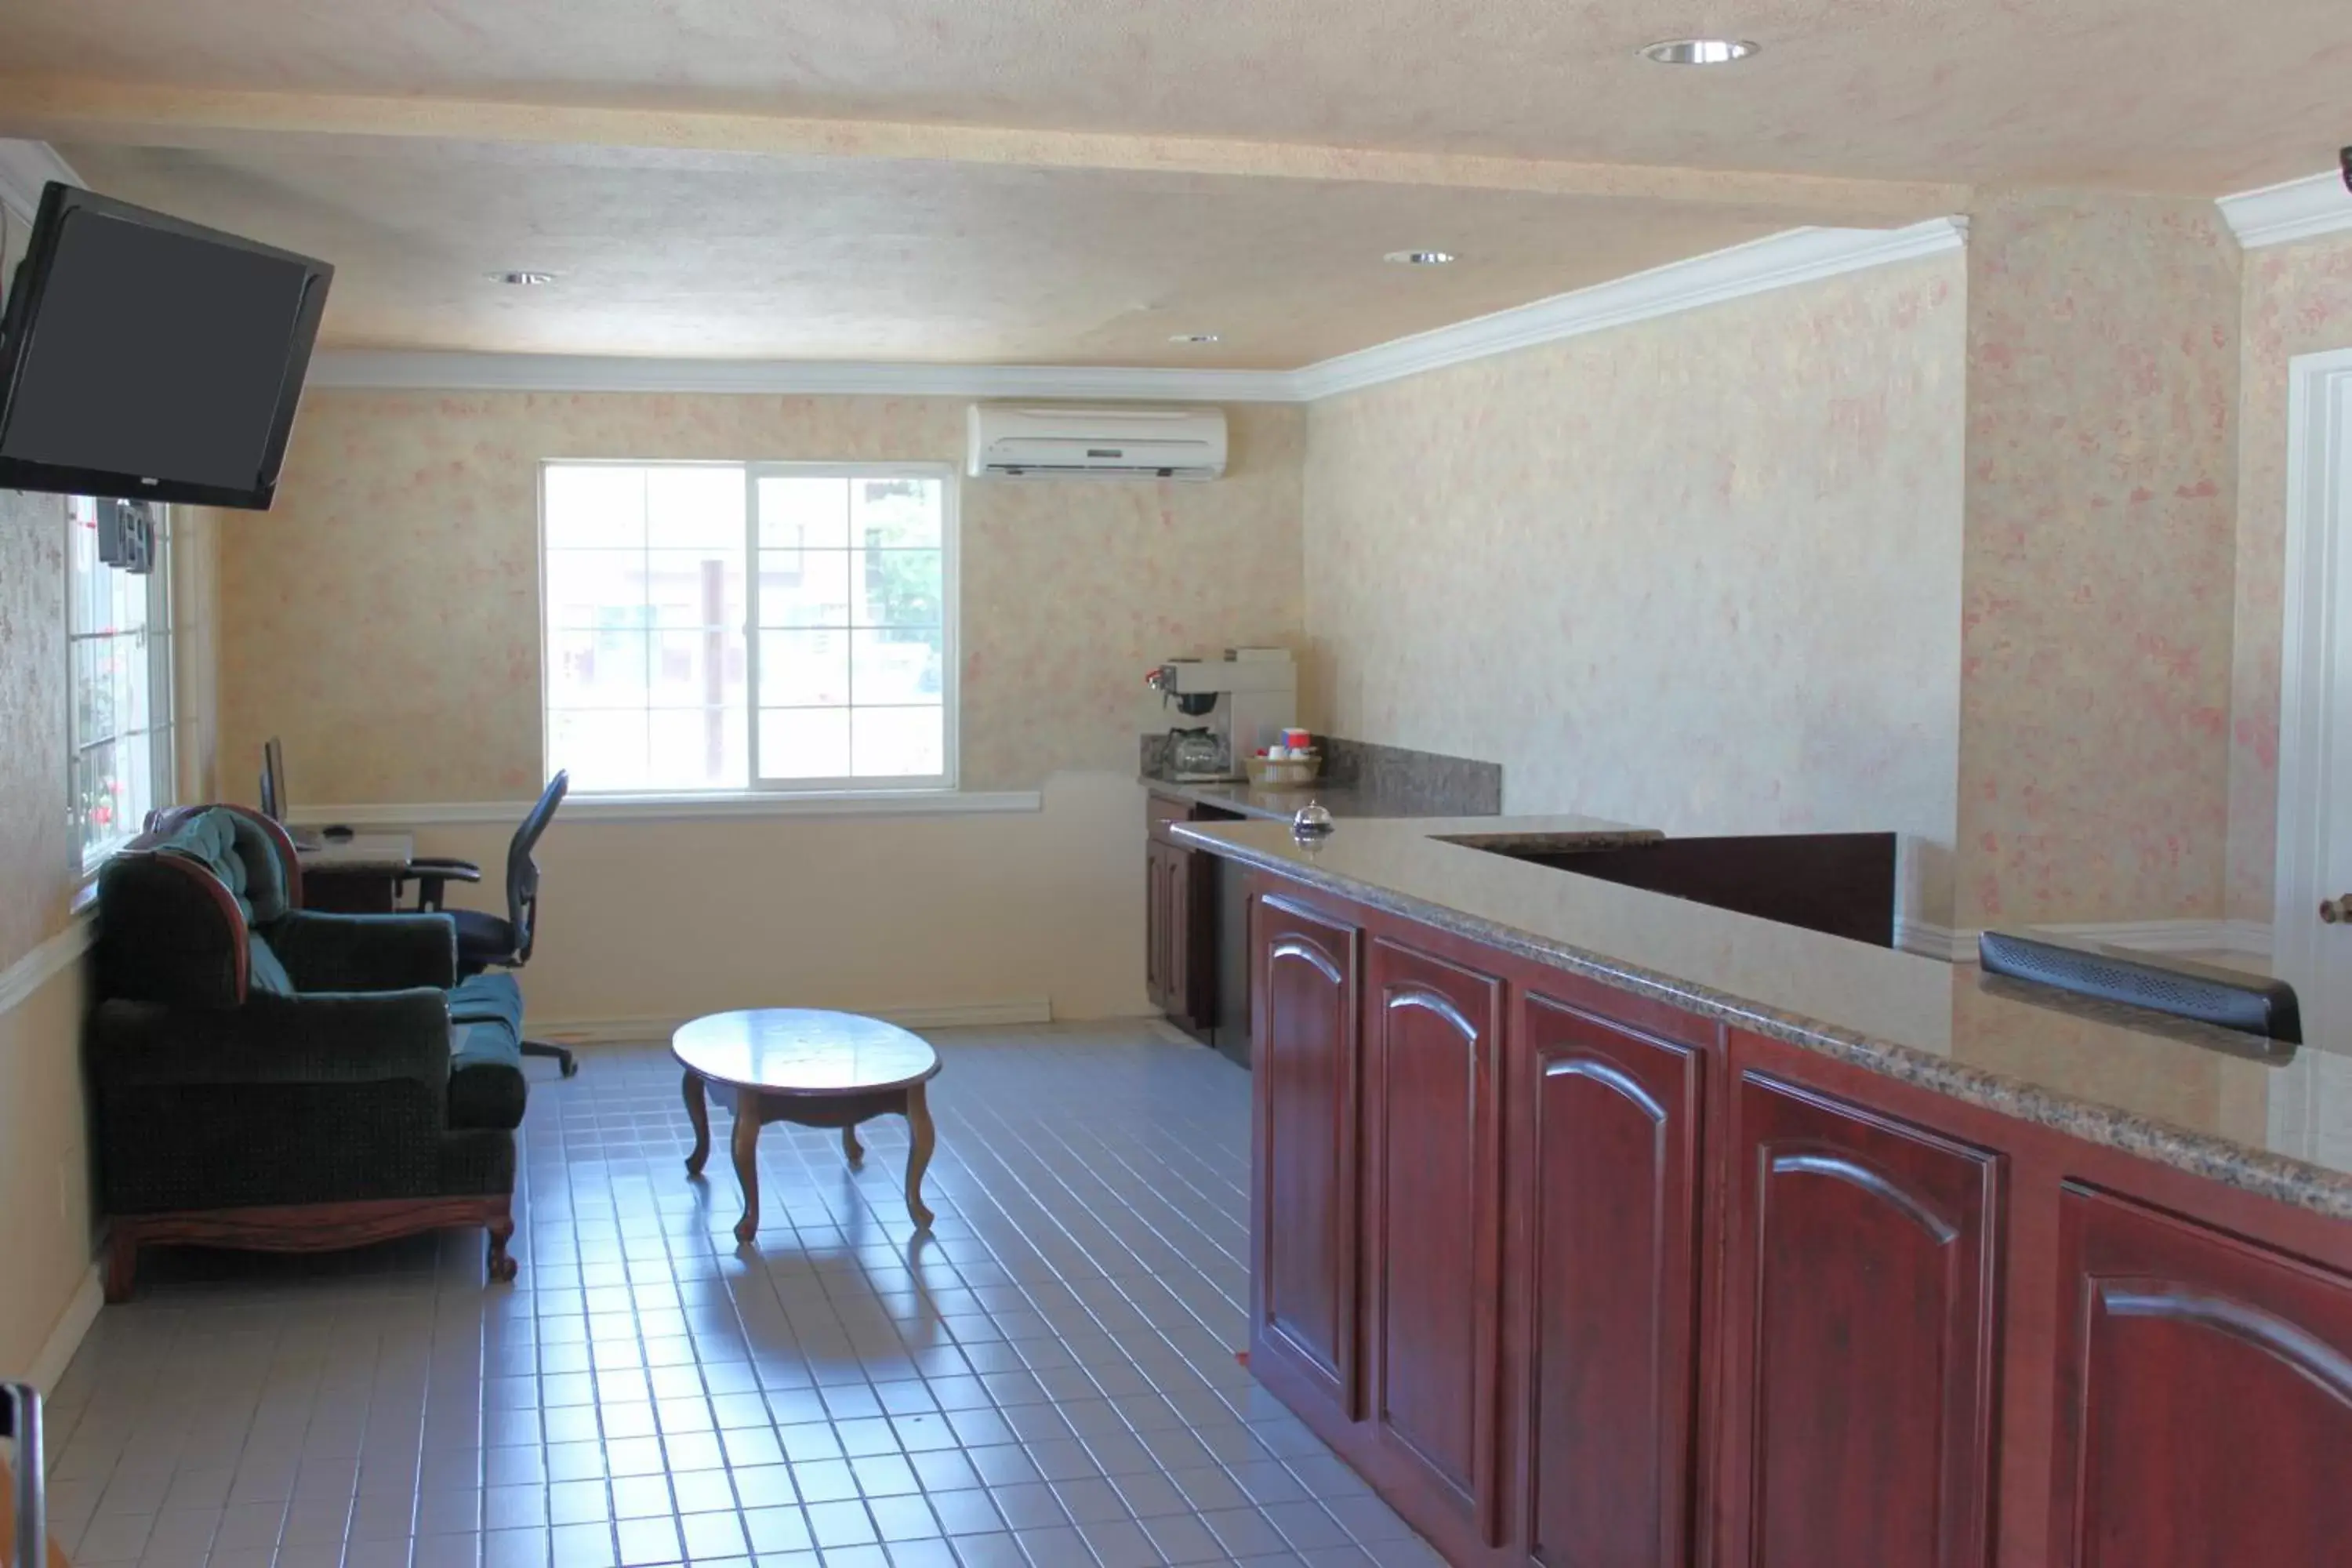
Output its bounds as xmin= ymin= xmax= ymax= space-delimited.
xmin=1148 ymin=648 xmax=1298 ymax=782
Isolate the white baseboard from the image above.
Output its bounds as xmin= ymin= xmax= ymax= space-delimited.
xmin=1894 ymin=917 xmax=2274 ymax=965
xmin=29 ymin=1263 xmax=103 ymax=1394
xmin=538 ymin=996 xmax=1055 ymax=1045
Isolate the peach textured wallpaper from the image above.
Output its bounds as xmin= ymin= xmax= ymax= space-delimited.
xmin=2228 ymin=231 xmax=2352 ymax=925
xmin=218 ymin=390 xmax=1305 ymax=802
xmin=1953 ymin=191 xmax=2241 ymax=928
xmin=1304 ymin=254 xmax=1969 ymax=924
xmin=0 ymin=487 xmax=74 ymax=964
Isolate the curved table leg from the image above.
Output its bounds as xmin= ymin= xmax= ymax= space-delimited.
xmin=683 ymin=1069 xmax=711 ymax=1177
xmin=904 ymin=1083 xmax=936 ymax=1230
xmin=731 ymin=1086 xmax=764 ymax=1244
xmin=843 ymin=1123 xmax=865 ymax=1166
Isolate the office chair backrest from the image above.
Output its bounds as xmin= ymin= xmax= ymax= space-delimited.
xmin=507 ymin=771 xmax=569 ymax=965
xmin=260 ymin=737 xmax=287 ymax=822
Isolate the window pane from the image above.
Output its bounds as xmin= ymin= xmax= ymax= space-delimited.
xmin=544 ymin=550 xmax=656 ymax=628
xmin=651 ymin=628 xmax=747 ymax=712
xmin=758 ymin=548 xmax=851 ymax=627
xmin=855 ymin=549 xmax=943 ymax=628
xmin=757 ymin=629 xmax=849 ymax=706
xmin=118 ymin=634 xmax=151 ymax=734
xmin=644 ymin=465 xmax=745 ymax=549
xmin=852 ymin=707 xmax=945 ymax=778
xmin=648 ymin=707 xmax=748 ymax=791
xmin=757 ymin=477 xmax=851 ymax=550
xmin=548 ymin=628 xmax=651 ymax=707
xmin=75 ymin=740 xmax=120 ymax=853
xmin=645 ymin=550 xmax=746 ymax=629
xmin=852 ymin=477 xmax=942 ymax=549
xmin=73 ymin=639 xmax=100 ymax=742
xmin=545 ymin=465 xmax=648 ymax=548
xmin=119 ymin=730 xmax=153 ymax=836
xmin=851 ymin=630 xmax=944 ymax=706
xmin=549 ymin=709 xmax=650 ymax=791
xmin=758 ymin=708 xmax=850 ymax=779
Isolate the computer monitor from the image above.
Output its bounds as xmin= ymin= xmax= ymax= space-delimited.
xmin=260 ymin=735 xmax=287 ymax=822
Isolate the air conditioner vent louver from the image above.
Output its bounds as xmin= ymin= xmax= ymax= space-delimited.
xmin=967 ymin=404 xmax=1227 ymax=481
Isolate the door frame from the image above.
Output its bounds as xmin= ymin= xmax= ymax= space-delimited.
xmin=2275 ymin=345 xmax=2352 ymax=1080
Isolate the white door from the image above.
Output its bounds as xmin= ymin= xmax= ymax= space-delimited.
xmin=2271 ymin=344 xmax=2352 ymax=1166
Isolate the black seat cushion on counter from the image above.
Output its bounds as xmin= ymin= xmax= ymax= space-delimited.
xmin=1977 ymin=930 xmax=2301 ymax=1044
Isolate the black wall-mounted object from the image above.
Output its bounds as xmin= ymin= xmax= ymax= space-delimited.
xmin=1979 ymin=929 xmax=2302 ymax=1044
xmin=2341 ymin=144 xmax=2352 ymax=194
xmin=0 ymin=181 xmax=332 ymax=510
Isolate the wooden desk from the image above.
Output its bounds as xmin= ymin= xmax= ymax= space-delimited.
xmin=297 ymin=832 xmax=416 ymax=913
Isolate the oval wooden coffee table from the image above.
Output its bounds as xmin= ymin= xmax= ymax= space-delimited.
xmin=673 ymin=1008 xmax=941 ymax=1243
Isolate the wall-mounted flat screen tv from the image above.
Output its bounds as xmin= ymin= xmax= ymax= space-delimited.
xmin=0 ymin=181 xmax=332 ymax=510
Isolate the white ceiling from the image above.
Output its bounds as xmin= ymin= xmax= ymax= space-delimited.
xmin=2 ymin=0 xmax=2343 ymax=365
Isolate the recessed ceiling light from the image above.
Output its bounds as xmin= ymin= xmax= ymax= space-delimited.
xmin=1639 ymin=38 xmax=1759 ymax=65
xmin=491 ymin=270 xmax=557 ymax=286
xmin=1170 ymin=332 xmax=1221 ymax=343
xmin=1384 ymin=249 xmax=1457 ymax=266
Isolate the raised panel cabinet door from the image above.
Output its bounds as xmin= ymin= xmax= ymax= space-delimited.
xmin=2052 ymin=1185 xmax=2352 ymax=1566
xmin=1367 ymin=935 xmax=1504 ymax=1543
xmin=1143 ymin=843 xmax=1167 ymax=1011
xmin=1252 ymin=893 xmax=1363 ymax=1417
xmin=1719 ymin=1069 xmax=2002 ymax=1568
xmin=1165 ymin=844 xmax=1193 ymax=1022
xmin=1512 ymin=993 xmax=1704 ymax=1568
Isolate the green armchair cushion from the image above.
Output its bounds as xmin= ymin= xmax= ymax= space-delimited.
xmin=150 ymin=809 xmax=291 ymax=924
xmin=447 ymin=972 xmax=528 ymax=1131
xmin=270 ymin=909 xmax=458 ymax=993
xmin=247 ymin=932 xmax=297 ymax=996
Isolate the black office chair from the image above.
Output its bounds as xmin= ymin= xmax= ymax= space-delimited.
xmin=410 ymin=771 xmax=576 ymax=1076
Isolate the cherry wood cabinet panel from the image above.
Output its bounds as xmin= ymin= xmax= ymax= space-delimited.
xmin=1171 ymin=851 xmax=1204 ymax=1025
xmin=2051 ymin=1185 xmax=2352 ymax=1567
xmin=1508 ymin=990 xmax=1705 ymax=1568
xmin=1718 ymin=1069 xmax=2002 ymax=1568
xmin=1143 ymin=840 xmax=1170 ymax=1012
xmin=1365 ymin=935 xmax=1506 ymax=1544
xmin=1251 ymin=892 xmax=1364 ymax=1421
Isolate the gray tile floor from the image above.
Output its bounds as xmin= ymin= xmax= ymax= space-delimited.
xmin=38 ymin=1022 xmax=1439 ymax=1568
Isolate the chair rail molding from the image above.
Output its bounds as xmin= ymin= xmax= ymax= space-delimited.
xmin=0 ymin=916 xmax=93 ymax=1019
xmin=2220 ymin=169 xmax=2352 ymax=249
xmin=284 ymin=790 xmax=1045 ymax=829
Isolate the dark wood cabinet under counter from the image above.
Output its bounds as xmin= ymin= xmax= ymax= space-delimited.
xmin=1186 ymin=813 xmax=2352 ymax=1568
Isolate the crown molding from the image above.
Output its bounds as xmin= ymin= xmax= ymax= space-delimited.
xmin=311 ymin=217 xmax=1968 ymax=405
xmin=1290 ymin=216 xmax=1969 ymax=401
xmin=0 ymin=139 xmax=82 ymax=221
xmin=307 ymin=350 xmax=1296 ymax=404
xmin=2220 ymin=169 xmax=2352 ymax=249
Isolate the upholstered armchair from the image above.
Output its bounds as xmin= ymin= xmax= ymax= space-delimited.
xmin=87 ymin=804 xmax=528 ymax=1298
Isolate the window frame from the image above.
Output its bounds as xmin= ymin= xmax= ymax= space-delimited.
xmin=66 ymin=497 xmax=176 ymax=871
xmin=536 ymin=457 xmax=960 ymax=799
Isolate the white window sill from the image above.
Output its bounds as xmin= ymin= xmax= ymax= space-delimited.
xmin=288 ymin=789 xmax=1043 ymax=829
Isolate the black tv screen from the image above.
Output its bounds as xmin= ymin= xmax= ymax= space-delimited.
xmin=0 ymin=182 xmax=332 ymax=509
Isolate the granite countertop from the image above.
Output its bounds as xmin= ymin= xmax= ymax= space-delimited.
xmin=1175 ymin=814 xmax=2352 ymax=1221
xmin=1142 ymin=775 xmax=1508 ymax=825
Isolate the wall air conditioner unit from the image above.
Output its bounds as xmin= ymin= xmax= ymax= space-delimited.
xmin=966 ymin=404 xmax=1227 ymax=481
